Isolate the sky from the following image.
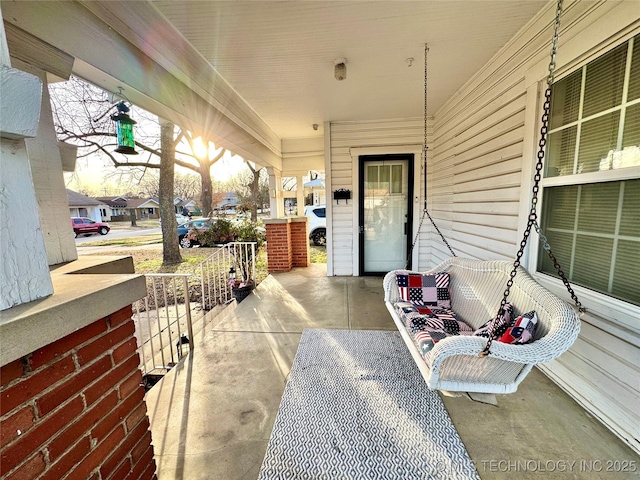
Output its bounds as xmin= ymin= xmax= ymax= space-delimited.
xmin=64 ymin=147 xmax=247 ymax=196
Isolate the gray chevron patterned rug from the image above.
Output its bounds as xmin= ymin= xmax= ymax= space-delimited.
xmin=258 ymin=329 xmax=480 ymax=480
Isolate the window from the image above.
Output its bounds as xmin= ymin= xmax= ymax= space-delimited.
xmin=538 ymin=34 xmax=640 ymax=307
xmin=313 ymin=208 xmax=326 ymax=218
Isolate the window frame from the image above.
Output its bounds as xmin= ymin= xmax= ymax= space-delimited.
xmin=527 ymin=33 xmax=640 ymax=336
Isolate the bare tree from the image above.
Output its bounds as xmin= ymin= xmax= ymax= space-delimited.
xmin=159 ymin=121 xmax=181 ymax=264
xmin=49 ymin=76 xmax=228 ymax=262
xmin=49 ymin=77 xmax=227 ymax=215
xmin=231 ymin=162 xmax=269 ymax=221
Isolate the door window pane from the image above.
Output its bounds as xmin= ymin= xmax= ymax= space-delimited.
xmin=391 ymin=165 xmax=403 ymax=193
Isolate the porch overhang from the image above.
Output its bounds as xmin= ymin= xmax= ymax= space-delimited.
xmin=1 ymin=0 xmax=283 ymax=170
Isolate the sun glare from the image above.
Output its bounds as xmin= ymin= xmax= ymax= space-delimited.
xmin=193 ymin=136 xmax=208 ymax=159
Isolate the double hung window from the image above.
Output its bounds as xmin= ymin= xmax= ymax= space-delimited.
xmin=538 ymin=34 xmax=640 ymax=310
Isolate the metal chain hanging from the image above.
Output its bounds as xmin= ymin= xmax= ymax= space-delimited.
xmin=405 ymin=44 xmax=456 ymax=269
xmin=480 ymin=0 xmax=585 ymax=357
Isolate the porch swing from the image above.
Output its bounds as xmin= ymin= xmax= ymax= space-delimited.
xmin=383 ymin=0 xmax=582 ymax=395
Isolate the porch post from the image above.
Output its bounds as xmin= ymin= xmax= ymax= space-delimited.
xmin=267 ymin=167 xmax=284 ymax=218
xmin=0 ymin=11 xmax=52 ymax=309
xmin=296 ymin=175 xmax=305 ymax=214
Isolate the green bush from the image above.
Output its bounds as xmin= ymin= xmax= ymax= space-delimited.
xmin=193 ymin=218 xmax=236 ymax=246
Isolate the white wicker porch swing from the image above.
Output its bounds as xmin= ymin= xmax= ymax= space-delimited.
xmin=384 ymin=0 xmax=582 ymax=395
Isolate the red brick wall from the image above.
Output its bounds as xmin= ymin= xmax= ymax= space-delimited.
xmin=265 ymin=223 xmax=293 ymax=272
xmin=290 ymin=221 xmax=310 ymax=268
xmin=0 ymin=306 xmax=156 ymax=480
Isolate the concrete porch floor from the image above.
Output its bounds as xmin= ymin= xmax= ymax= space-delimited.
xmin=145 ymin=264 xmax=638 ymax=480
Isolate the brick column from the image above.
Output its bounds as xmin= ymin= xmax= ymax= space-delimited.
xmin=264 ymin=219 xmax=293 ymax=272
xmin=290 ymin=217 xmax=310 ymax=268
xmin=0 ymin=306 xmax=156 ymax=480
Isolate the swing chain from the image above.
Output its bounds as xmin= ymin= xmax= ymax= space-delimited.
xmin=480 ymin=0 xmax=584 ymax=357
xmin=405 ymin=44 xmax=457 ymax=268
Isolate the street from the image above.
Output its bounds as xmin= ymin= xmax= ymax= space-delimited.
xmin=74 ymin=227 xmax=161 ymax=244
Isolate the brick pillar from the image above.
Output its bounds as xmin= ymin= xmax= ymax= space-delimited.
xmin=265 ymin=220 xmax=293 ymax=272
xmin=0 ymin=306 xmax=156 ymax=480
xmin=290 ymin=217 xmax=310 ymax=268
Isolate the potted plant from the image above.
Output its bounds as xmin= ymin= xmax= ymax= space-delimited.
xmin=228 ymin=219 xmax=266 ymax=303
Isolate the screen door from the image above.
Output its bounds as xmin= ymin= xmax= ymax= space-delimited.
xmin=359 ymin=154 xmax=413 ymax=275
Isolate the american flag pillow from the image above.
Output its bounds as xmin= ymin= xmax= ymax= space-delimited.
xmin=396 ymin=272 xmax=451 ymax=309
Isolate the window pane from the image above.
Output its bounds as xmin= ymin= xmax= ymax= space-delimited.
xmin=628 ymin=34 xmax=640 ymax=101
xmin=538 ymin=230 xmax=573 ymax=277
xmin=546 ymin=125 xmax=577 ymax=177
xmin=380 ymin=165 xmax=390 ymax=193
xmin=620 ymin=103 xmax=640 ymax=169
xmin=549 ymin=70 xmax=581 ymax=129
xmin=366 ymin=165 xmax=378 ymax=190
xmin=577 ymin=111 xmax=620 ymax=173
xmin=578 ymin=182 xmax=619 ymax=234
xmin=391 ymin=165 xmax=402 ymax=193
xmin=543 ymin=185 xmax=577 ymax=229
xmin=572 ymin=235 xmax=613 ymax=292
xmin=583 ymin=42 xmax=627 ymax=117
xmin=620 ymin=179 xmax=640 ymax=237
xmin=613 ymin=240 xmax=640 ymax=305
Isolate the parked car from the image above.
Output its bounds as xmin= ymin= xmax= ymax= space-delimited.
xmin=178 ymin=218 xmax=213 ymax=248
xmin=304 ymin=205 xmax=326 ymax=246
xmin=71 ymin=217 xmax=110 ymax=237
xmin=160 ymin=213 xmax=190 ymax=226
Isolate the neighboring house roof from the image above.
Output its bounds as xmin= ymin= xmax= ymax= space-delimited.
xmin=95 ymin=196 xmax=128 ymax=208
xmin=304 ymin=178 xmax=325 ymax=188
xmin=126 ymin=198 xmax=160 ymax=209
xmin=215 ymin=192 xmax=240 ymax=207
xmin=176 ymin=199 xmax=197 ymax=208
xmin=66 ymin=189 xmax=102 ymax=207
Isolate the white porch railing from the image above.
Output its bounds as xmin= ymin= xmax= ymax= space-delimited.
xmin=196 ymin=242 xmax=256 ymax=310
xmin=134 ymin=242 xmax=257 ymax=390
xmin=134 ymin=274 xmax=195 ymax=389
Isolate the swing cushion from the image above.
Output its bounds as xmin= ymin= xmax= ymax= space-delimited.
xmin=395 ymin=272 xmax=451 ymax=309
xmin=473 ymin=303 xmax=514 ymax=339
xmin=499 ymin=311 xmax=538 ymax=345
xmin=394 ymin=302 xmax=473 ymax=358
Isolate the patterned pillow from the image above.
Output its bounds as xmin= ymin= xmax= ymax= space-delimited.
xmin=396 ymin=272 xmax=451 ymax=309
xmin=473 ymin=303 xmax=514 ymax=339
xmin=499 ymin=311 xmax=538 ymax=344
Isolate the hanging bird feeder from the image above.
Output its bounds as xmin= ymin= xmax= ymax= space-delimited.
xmin=111 ymin=101 xmax=138 ymax=155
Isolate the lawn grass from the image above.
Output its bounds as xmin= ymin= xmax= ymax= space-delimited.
xmin=84 ymin=237 xmax=325 ymax=279
xmin=78 ymin=234 xmax=163 ymax=248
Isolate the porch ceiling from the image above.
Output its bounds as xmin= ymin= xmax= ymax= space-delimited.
xmin=151 ymin=0 xmax=548 ymax=139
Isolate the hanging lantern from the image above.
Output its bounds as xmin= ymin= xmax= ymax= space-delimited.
xmin=111 ymin=101 xmax=138 ymax=155
xmin=176 ymin=334 xmax=190 ymax=360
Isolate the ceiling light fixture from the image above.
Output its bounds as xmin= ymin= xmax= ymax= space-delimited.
xmin=334 ymin=58 xmax=347 ymax=81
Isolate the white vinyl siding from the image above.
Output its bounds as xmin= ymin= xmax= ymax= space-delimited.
xmin=428 ymin=2 xmax=639 ymax=454
xmin=328 ymin=119 xmax=424 ymax=275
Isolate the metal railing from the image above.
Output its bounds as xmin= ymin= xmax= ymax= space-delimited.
xmin=134 ymin=274 xmax=195 ymax=388
xmin=196 ymin=242 xmax=256 ymax=310
xmin=134 ymin=242 xmax=257 ymax=390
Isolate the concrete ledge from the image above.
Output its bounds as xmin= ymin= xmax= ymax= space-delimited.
xmin=0 ymin=256 xmax=146 ymax=366
xmin=263 ymin=216 xmax=307 ymax=225
xmin=263 ymin=217 xmax=292 ymax=225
